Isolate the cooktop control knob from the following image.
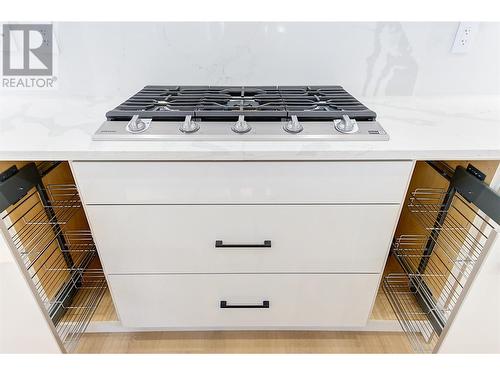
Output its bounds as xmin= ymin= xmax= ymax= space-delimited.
xmin=180 ymin=115 xmax=200 ymax=133
xmin=231 ymin=115 xmax=251 ymax=134
xmin=334 ymin=114 xmax=359 ymax=134
xmin=126 ymin=115 xmax=150 ymax=133
xmin=283 ymin=115 xmax=303 ymax=133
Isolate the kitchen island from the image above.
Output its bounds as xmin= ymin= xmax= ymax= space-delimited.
xmin=1 ymin=93 xmax=499 ymax=354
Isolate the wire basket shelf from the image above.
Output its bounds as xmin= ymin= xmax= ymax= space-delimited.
xmin=0 ymin=182 xmax=107 ymax=353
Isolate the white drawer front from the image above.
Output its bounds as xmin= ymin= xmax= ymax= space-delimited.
xmin=109 ymin=273 xmax=379 ymax=328
xmin=88 ymin=205 xmax=398 ymax=274
xmin=73 ymin=161 xmax=412 ymax=204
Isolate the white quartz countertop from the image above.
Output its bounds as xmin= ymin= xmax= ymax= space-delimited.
xmin=0 ymin=93 xmax=499 ymax=161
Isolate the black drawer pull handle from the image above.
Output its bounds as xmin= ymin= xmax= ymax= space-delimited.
xmin=220 ymin=300 xmax=270 ymax=309
xmin=215 ymin=240 xmax=271 ymax=248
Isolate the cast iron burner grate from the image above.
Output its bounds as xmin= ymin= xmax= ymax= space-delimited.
xmin=106 ymin=85 xmax=376 ymax=121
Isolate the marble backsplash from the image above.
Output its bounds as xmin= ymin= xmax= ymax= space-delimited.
xmin=12 ymin=22 xmax=500 ymax=97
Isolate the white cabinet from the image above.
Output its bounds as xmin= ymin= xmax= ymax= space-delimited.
xmin=72 ymin=161 xmax=412 ymax=204
xmin=87 ymin=204 xmax=399 ymax=274
xmin=108 ymin=273 xmax=379 ymax=328
xmin=72 ymin=160 xmax=411 ymax=330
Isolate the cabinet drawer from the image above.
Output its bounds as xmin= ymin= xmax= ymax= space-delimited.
xmin=72 ymin=161 xmax=412 ymax=204
xmin=109 ymin=273 xmax=379 ymax=328
xmin=88 ymin=205 xmax=399 ymax=274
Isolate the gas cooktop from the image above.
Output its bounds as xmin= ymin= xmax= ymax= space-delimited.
xmin=93 ymin=86 xmax=389 ymax=141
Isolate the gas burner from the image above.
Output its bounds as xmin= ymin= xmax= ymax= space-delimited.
xmin=94 ymin=85 xmax=388 ymax=141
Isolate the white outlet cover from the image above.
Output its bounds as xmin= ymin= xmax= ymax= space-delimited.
xmin=452 ymin=22 xmax=479 ymax=54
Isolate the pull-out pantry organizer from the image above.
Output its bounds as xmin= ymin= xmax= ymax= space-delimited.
xmin=383 ymin=162 xmax=500 ymax=353
xmin=0 ymin=162 xmax=107 ymax=352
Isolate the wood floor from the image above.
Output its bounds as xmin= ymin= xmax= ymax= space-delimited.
xmin=75 ymin=330 xmax=412 ymax=354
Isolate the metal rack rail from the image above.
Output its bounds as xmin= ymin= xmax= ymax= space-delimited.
xmin=384 ymin=163 xmax=499 ymax=353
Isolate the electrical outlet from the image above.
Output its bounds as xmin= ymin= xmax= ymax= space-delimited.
xmin=452 ymin=22 xmax=479 ymax=54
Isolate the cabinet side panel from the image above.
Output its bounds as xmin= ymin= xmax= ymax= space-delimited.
xmin=0 ymin=231 xmax=62 ymax=353
xmin=438 ymin=165 xmax=500 ymax=353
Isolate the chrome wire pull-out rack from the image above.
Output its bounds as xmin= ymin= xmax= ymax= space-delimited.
xmin=383 ymin=274 xmax=440 ymax=353
xmin=384 ymin=163 xmax=499 ymax=353
xmin=0 ymin=163 xmax=106 ymax=353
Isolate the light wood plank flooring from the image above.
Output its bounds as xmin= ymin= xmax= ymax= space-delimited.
xmin=75 ymin=330 xmax=412 ymax=354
